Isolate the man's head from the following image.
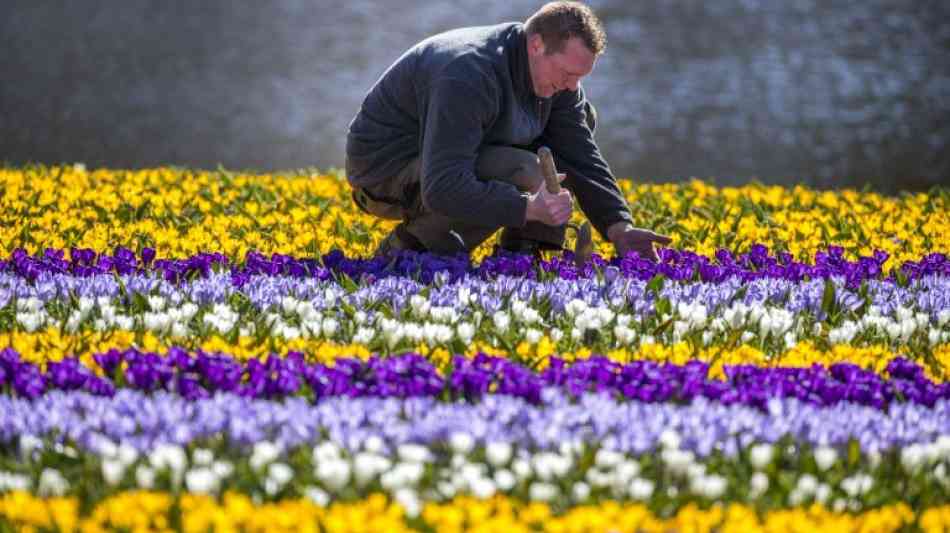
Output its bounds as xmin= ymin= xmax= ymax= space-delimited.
xmin=524 ymin=1 xmax=606 ymax=98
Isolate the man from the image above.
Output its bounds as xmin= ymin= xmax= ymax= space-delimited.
xmin=345 ymin=1 xmax=671 ymax=261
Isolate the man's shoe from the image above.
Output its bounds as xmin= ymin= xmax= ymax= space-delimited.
xmin=373 ymin=223 xmax=426 ymax=257
xmin=497 ymin=233 xmax=565 ymax=256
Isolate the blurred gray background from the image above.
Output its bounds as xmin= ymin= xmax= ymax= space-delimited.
xmin=2 ymin=0 xmax=949 ymax=192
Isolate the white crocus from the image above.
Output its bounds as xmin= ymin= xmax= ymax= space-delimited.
xmin=938 ymin=309 xmax=950 ymax=327
xmin=353 ymin=453 xmax=387 ymax=487
xmin=901 ymin=444 xmax=926 ymax=473
xmin=172 ymin=322 xmax=190 ymax=338
xmin=397 ymin=444 xmax=432 ymax=464
xmin=19 ymin=434 xmax=43 ymax=461
xmin=249 ymin=441 xmax=282 ymax=471
xmin=585 ymin=468 xmax=609 ymax=488
xmin=185 ymin=467 xmax=219 ymax=494
xmin=565 ymin=299 xmax=588 ymax=318
xmin=16 ymin=312 xmax=43 ymax=332
xmin=395 ymin=488 xmax=422 ymax=518
xmin=628 ymin=477 xmax=655 ymax=500
xmin=493 ymin=469 xmax=516 ymax=491
xmin=322 ymin=317 xmax=339 ymax=337
xmin=841 ymin=474 xmax=873 ymax=497
xmin=814 ymin=446 xmax=838 ymax=471
xmin=531 ymin=453 xmax=556 ymax=481
xmin=212 ymin=461 xmax=234 ymax=479
xmin=572 ymin=481 xmax=591 ymax=501
xmin=522 ymin=307 xmax=541 ymax=325
xmin=470 ymin=477 xmax=496 ymax=499
xmin=661 ymin=449 xmax=694 ymax=475
xmin=267 ymin=462 xmax=294 ymax=488
xmin=136 ymin=465 xmax=156 ymax=489
xmin=612 ymin=460 xmax=641 ymax=488
xmin=525 ymin=328 xmax=542 ymax=344
xmin=114 ymin=314 xmax=134 ymax=330
xmin=511 ymin=458 xmax=532 ymax=480
xmin=929 ymin=329 xmax=942 ymax=346
xmin=456 ymin=322 xmax=475 ymax=344
xmin=37 ymin=468 xmax=70 ymax=497
xmin=594 ymin=449 xmax=624 ymax=469
xmin=410 ymin=294 xmax=430 ymax=318
xmin=0 ymin=472 xmax=31 ymax=492
xmin=316 ymin=459 xmax=352 ymax=492
xmin=101 ymin=459 xmax=126 ymax=486
xmin=192 ymin=448 xmax=215 ymax=466
xmin=749 ymin=472 xmax=769 ymax=498
xmin=749 ymin=443 xmax=774 ymax=470
xmin=529 ymin=482 xmax=559 ymax=502
xmin=312 ymin=441 xmax=342 ymax=463
xmin=486 ymin=442 xmax=512 ymax=467
xmin=304 ymin=486 xmax=330 ymax=507
xmin=659 ymin=430 xmax=682 ymax=450
xmin=117 ymin=443 xmax=139 ymax=466
xmin=492 ymin=311 xmax=510 ymax=332
xmin=796 ymin=474 xmax=818 ymax=496
xmin=149 ymin=444 xmax=187 ymax=473
xmin=281 ymin=296 xmax=298 ymax=315
xmin=696 ymin=475 xmax=727 ymax=499
xmin=363 ymin=436 xmax=385 ymax=454
xmin=352 ymin=326 xmax=376 ymax=344
xmin=510 ymin=299 xmax=528 ymax=321
xmin=449 ymin=432 xmax=475 ymax=455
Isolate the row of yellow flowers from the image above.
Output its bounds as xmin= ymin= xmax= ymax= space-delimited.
xmin=3 ymin=490 xmax=947 ymax=533
xmin=1 ymin=165 xmax=947 ymax=265
xmin=4 ymin=329 xmax=948 ymax=382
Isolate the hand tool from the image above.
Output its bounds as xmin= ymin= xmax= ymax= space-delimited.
xmin=538 ymin=146 xmax=594 ymax=268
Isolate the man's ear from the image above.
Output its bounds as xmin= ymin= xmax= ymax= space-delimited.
xmin=528 ymin=33 xmax=545 ymax=56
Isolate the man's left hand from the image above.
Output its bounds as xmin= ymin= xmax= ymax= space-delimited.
xmin=607 ymin=222 xmax=672 ymax=262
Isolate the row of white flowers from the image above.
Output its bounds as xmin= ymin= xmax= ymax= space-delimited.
xmin=11 ymin=294 xmax=950 ymax=352
xmin=8 ymin=432 xmax=950 ymax=517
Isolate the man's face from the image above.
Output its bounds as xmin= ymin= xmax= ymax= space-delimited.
xmin=527 ymin=34 xmax=597 ymax=98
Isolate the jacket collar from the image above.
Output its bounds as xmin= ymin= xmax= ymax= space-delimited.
xmin=509 ymin=24 xmax=539 ymax=103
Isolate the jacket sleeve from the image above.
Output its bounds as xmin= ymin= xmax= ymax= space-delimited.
xmin=541 ymin=85 xmax=634 ymax=239
xmin=418 ymin=77 xmax=528 ymax=229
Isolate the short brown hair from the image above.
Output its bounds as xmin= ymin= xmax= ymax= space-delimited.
xmin=525 ymin=1 xmax=607 ymax=55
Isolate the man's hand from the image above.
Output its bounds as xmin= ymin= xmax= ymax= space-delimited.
xmin=525 ymin=173 xmax=573 ymax=226
xmin=607 ymin=222 xmax=672 ymax=262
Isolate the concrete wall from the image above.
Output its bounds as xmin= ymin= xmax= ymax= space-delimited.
xmin=2 ymin=0 xmax=948 ymax=192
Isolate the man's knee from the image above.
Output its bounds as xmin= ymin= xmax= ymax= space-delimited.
xmin=511 ymin=154 xmax=543 ymax=192
xmin=475 ymin=145 xmax=543 ymax=192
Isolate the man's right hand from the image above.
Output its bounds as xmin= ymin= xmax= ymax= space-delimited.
xmin=525 ymin=172 xmax=573 ymax=226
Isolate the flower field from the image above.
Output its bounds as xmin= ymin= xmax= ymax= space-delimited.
xmin=1 ymin=163 xmax=949 ymax=532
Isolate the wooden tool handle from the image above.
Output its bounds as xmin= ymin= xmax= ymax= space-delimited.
xmin=538 ymin=146 xmax=560 ymax=194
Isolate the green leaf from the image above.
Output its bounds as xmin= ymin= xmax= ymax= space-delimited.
xmin=732 ymin=286 xmax=748 ymax=303
xmin=646 ymin=274 xmax=665 ymax=295
xmin=895 ymin=268 xmax=909 ymax=288
xmin=848 ymin=439 xmax=861 ymax=468
xmin=336 ymin=272 xmax=359 ymax=293
xmin=131 ymin=291 xmax=149 ymax=313
xmin=821 ymin=278 xmax=836 ymax=318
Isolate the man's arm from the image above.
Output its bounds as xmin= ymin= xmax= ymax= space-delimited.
xmin=540 ymin=85 xmax=634 ymax=240
xmin=418 ymin=77 xmax=528 ymax=229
